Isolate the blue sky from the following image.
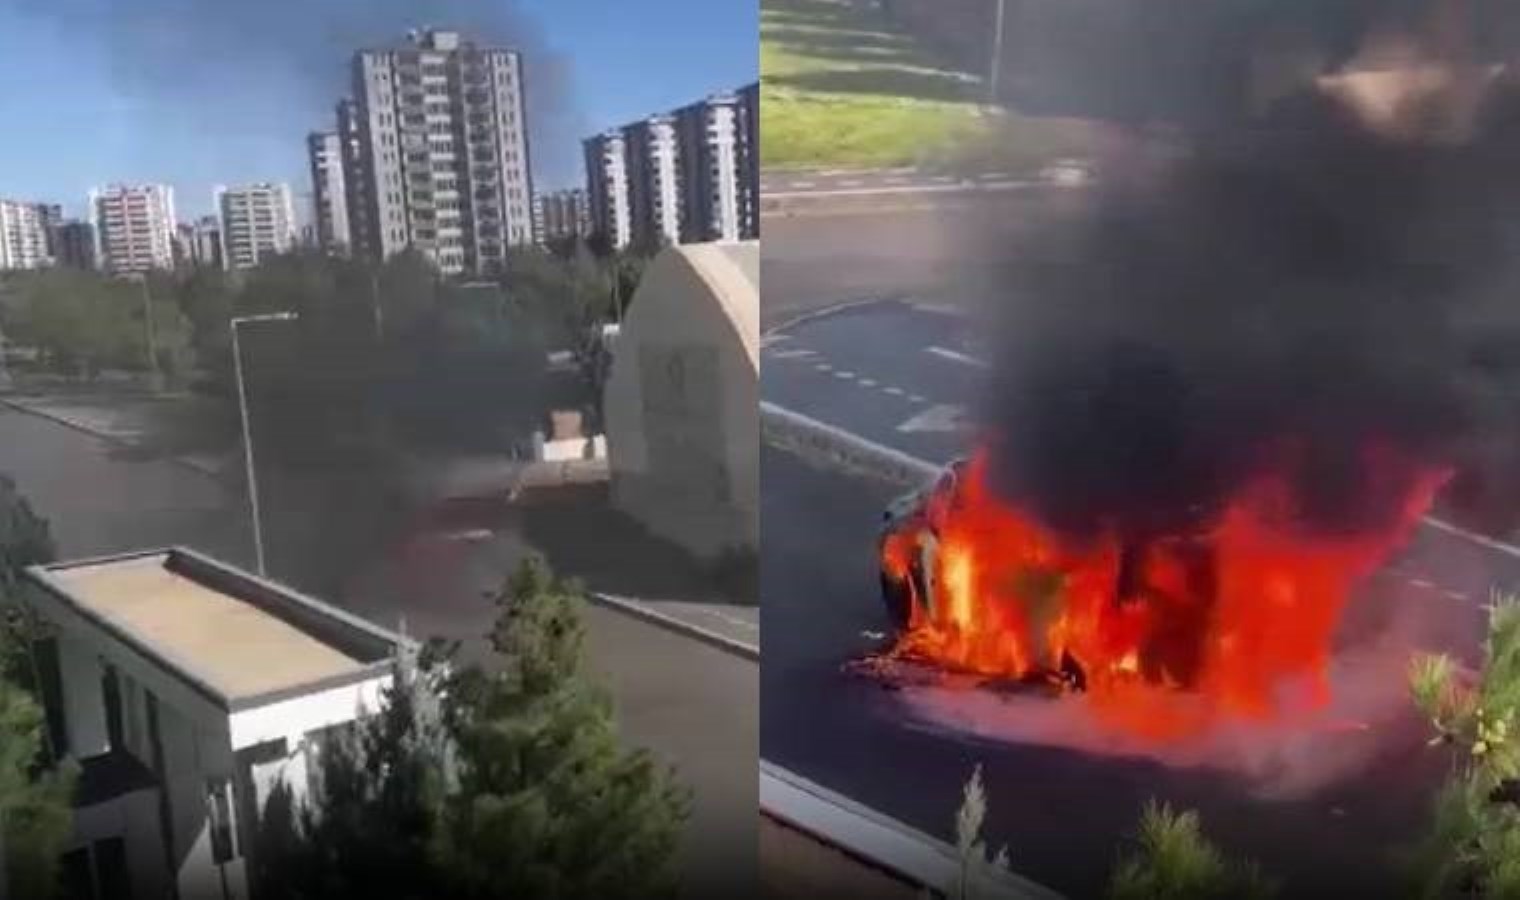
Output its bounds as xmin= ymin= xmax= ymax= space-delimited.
xmin=0 ymin=0 xmax=757 ymax=219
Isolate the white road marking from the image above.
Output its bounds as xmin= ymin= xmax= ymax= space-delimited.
xmin=834 ymin=370 xmax=856 ymax=379
xmin=858 ymin=378 xmax=878 ymax=387
xmin=884 ymin=176 xmax=910 ymax=185
xmin=814 ymin=362 xmax=834 ymax=372
xmin=1410 ymin=578 xmax=1434 ymax=590
xmin=761 ymin=333 xmax=791 ymax=347
xmin=883 ymin=386 xmax=906 ymax=396
xmin=839 ymin=179 xmax=864 ymax=188
xmin=929 ymin=175 xmax=955 ymax=183
xmin=789 ymin=180 xmax=816 ymax=189
xmin=767 ymin=348 xmax=816 ymax=359
xmin=763 ymin=180 xmax=1038 ymax=201
xmin=926 ymin=345 xmax=989 ymax=368
xmin=897 ymin=404 xmax=967 ymax=433
xmin=907 ymin=394 xmax=927 ymax=404
xmin=1444 ymin=589 xmax=1470 ymax=601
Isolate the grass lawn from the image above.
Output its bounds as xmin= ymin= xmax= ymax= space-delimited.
xmin=761 ymin=0 xmax=1095 ymax=172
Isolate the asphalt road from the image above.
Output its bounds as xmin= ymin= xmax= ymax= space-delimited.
xmin=760 ymin=300 xmax=1520 ymax=897
xmin=0 ymin=404 xmax=758 ymax=899
xmin=760 ymin=188 xmax=1085 ymax=329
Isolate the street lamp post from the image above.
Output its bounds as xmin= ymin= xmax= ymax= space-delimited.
xmin=988 ymin=0 xmax=1007 ymax=106
xmin=231 ymin=312 xmax=298 ymax=576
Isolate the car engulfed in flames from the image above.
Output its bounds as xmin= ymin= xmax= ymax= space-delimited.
xmin=876 ymin=448 xmax=1450 ymax=738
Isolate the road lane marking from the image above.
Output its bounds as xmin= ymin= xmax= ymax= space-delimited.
xmin=907 ymin=393 xmax=927 ymax=404
xmin=839 ymin=179 xmax=864 ymax=187
xmin=789 ymin=180 xmax=816 ymax=189
xmin=763 ymin=180 xmax=1040 ymax=200
xmin=1410 ymin=578 xmax=1434 ymax=590
xmin=897 ymin=404 xmax=967 ymax=433
xmin=926 ymin=346 xmax=989 ymax=368
xmin=814 ymin=362 xmax=834 ymax=372
xmin=767 ymin=348 xmax=816 ymax=359
xmin=834 ymin=370 xmax=856 ymax=379
xmin=884 ymin=176 xmax=909 ymax=185
xmin=1445 ymin=589 xmax=1470 ymax=601
xmin=858 ymin=378 xmax=878 ymax=387
xmin=1422 ymin=515 xmax=1520 ymax=559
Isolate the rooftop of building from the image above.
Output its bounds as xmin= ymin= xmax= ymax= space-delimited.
xmin=27 ymin=547 xmax=409 ymax=710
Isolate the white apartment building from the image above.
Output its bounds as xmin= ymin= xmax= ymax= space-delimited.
xmin=16 ymin=547 xmax=411 ymax=900
xmin=675 ymin=94 xmax=742 ymax=243
xmin=584 ymin=130 xmax=632 ymax=251
xmin=306 ymin=132 xmax=351 ymax=253
xmin=533 ymin=189 xmax=590 ymax=245
xmin=624 ymin=114 xmax=682 ymax=249
xmin=737 ymin=82 xmax=759 ymax=240
xmin=91 ymin=185 xmax=176 ymax=275
xmin=216 ymin=183 xmax=297 ymax=270
xmin=0 ymin=199 xmax=55 ymax=270
xmin=347 ymin=28 xmax=535 ymax=276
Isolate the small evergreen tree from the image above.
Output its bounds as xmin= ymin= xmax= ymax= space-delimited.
xmin=1409 ymin=592 xmax=1520 ymax=899
xmin=433 ymin=556 xmax=690 ymax=899
xmin=0 ymin=474 xmax=73 ymax=899
xmin=1108 ymin=801 xmax=1276 ymax=900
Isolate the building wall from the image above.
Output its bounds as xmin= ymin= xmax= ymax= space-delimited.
xmin=91 ymin=185 xmax=176 ymax=274
xmin=53 ymin=220 xmax=97 ymax=270
xmin=604 ymin=242 xmax=759 ymax=559
xmin=737 ymin=82 xmax=760 ymax=239
xmin=535 ymin=189 xmax=590 ymax=244
xmin=337 ymin=98 xmax=375 ymax=261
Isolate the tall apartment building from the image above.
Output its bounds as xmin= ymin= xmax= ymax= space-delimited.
xmin=584 ymin=130 xmax=632 ymax=250
xmin=335 ymin=99 xmax=374 ymax=261
xmin=533 ymin=189 xmax=590 ymax=245
xmin=675 ymin=94 xmax=742 ymax=243
xmin=16 ymin=547 xmax=409 ymax=900
xmin=624 ymin=114 xmax=682 ymax=249
xmin=52 ymin=220 xmax=97 ymax=270
xmin=737 ymin=81 xmax=760 ymax=239
xmin=306 ymin=131 xmax=351 ymax=252
xmin=344 ymin=28 xmax=535 ymax=276
xmin=216 ymin=183 xmax=297 ymax=270
xmin=91 ymin=185 xmax=177 ymax=274
xmin=0 ymin=199 xmax=55 ymax=270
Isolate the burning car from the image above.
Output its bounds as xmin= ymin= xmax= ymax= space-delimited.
xmin=875 ymin=447 xmax=1447 ymax=736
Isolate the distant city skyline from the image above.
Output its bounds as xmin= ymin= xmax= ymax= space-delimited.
xmin=0 ymin=0 xmax=757 ymax=218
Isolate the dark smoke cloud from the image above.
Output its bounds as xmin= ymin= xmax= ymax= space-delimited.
xmin=979 ymin=83 xmax=1520 ymax=542
xmin=12 ymin=0 xmax=585 ymax=185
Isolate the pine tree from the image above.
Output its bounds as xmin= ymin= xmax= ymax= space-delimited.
xmin=1409 ymin=592 xmax=1520 ymax=899
xmin=0 ymin=473 xmax=73 ymax=899
xmin=433 ymin=555 xmax=691 ymax=900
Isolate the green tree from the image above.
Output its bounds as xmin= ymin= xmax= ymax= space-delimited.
xmin=3 ymin=269 xmax=189 ymax=381
xmin=1409 ymin=593 xmax=1520 ymax=899
xmin=1108 ymin=801 xmax=1276 ymax=900
xmin=0 ymin=475 xmax=73 ymax=900
xmin=433 ymin=556 xmax=690 ymax=899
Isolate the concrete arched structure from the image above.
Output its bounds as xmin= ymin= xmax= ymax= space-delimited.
xmin=603 ymin=241 xmax=758 ymax=560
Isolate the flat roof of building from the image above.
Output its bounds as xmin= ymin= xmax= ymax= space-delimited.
xmin=28 ymin=547 xmax=406 ymax=710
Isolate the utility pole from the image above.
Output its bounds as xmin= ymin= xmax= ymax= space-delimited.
xmin=988 ymin=0 xmax=1007 ymax=107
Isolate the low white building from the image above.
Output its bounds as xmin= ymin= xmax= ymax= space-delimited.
xmin=603 ymin=241 xmax=758 ymax=560
xmin=16 ymin=547 xmax=411 ymax=900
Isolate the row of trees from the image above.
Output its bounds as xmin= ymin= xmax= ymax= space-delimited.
xmin=951 ymin=596 xmax=1520 ymax=900
xmin=0 ymin=476 xmax=688 ymax=899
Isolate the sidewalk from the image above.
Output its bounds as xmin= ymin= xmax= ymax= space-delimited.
xmin=0 ymin=392 xmax=232 ymax=478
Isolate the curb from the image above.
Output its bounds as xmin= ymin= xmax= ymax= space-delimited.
xmin=760 ymin=761 xmax=1064 ymax=900
xmin=587 ymin=592 xmax=760 ymax=662
xmin=760 ymin=401 xmax=939 ymax=489
xmin=763 ymin=296 xmax=904 ymax=339
xmin=761 ymin=179 xmax=1050 ymax=218
xmin=0 ymin=395 xmax=226 ymax=481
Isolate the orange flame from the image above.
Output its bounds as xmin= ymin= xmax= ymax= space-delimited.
xmin=885 ymin=446 xmax=1449 ymax=740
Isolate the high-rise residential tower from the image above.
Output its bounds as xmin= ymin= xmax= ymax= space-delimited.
xmin=675 ymin=93 xmax=742 ymax=243
xmin=90 ymin=184 xmax=176 ymax=274
xmin=344 ymin=28 xmax=534 ymax=276
xmin=0 ymin=199 xmax=55 ymax=270
xmin=215 ymin=183 xmax=297 ymax=270
xmin=584 ymin=130 xmax=632 ymax=251
xmin=306 ymin=131 xmax=351 ymax=253
xmin=624 ymin=114 xmax=681 ymax=249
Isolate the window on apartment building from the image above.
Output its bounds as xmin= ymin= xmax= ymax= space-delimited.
xmin=208 ymin=778 xmax=238 ymax=863
xmin=101 ymin=665 xmax=124 ymax=750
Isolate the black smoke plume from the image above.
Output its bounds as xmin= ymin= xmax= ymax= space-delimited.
xmin=979 ymin=82 xmax=1520 ymax=543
